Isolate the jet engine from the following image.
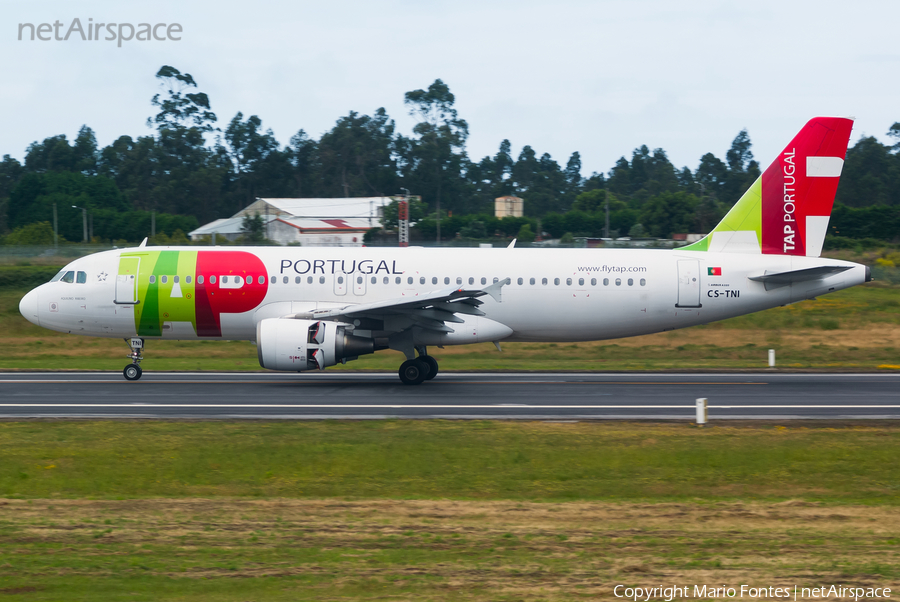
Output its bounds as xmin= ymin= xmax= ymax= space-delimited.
xmin=256 ymin=318 xmax=375 ymax=371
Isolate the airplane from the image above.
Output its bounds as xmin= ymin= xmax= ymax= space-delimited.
xmin=18 ymin=116 xmax=869 ymax=384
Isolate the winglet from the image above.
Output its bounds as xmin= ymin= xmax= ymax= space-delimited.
xmin=482 ymin=277 xmax=511 ymax=302
xmin=507 ymin=239 xmax=517 ymax=249
xmin=139 ymin=237 xmax=148 ymax=248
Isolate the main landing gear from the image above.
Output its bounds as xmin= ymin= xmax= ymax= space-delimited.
xmin=398 ymin=347 xmax=439 ymax=385
xmin=123 ymin=337 xmax=144 ymax=381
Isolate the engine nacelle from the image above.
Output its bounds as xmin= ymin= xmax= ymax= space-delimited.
xmin=256 ymin=318 xmax=374 ymax=371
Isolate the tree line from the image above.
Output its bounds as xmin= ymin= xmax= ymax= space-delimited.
xmin=1 ymin=65 xmax=900 ymax=245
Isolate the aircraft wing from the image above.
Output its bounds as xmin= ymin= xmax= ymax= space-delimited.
xmin=295 ymin=278 xmax=511 ymax=333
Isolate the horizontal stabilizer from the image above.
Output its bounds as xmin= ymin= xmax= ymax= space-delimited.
xmin=749 ymin=265 xmax=851 ymax=290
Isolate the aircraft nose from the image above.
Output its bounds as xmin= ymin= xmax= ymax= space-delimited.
xmin=19 ymin=288 xmax=40 ymax=327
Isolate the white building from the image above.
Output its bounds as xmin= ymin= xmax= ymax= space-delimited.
xmin=494 ymin=195 xmax=523 ymax=218
xmin=189 ymin=197 xmax=392 ymax=246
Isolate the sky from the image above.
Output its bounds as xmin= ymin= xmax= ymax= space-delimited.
xmin=2 ymin=0 xmax=899 ymax=178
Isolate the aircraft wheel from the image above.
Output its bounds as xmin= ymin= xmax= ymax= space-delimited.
xmin=399 ymin=359 xmax=427 ymax=385
xmin=422 ymin=356 xmax=439 ymax=380
xmin=123 ymin=364 xmax=142 ymax=381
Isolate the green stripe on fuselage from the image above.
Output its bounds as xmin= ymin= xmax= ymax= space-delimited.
xmin=126 ymin=250 xmax=200 ymax=337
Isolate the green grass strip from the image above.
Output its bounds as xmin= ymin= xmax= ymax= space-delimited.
xmin=2 ymin=421 xmax=898 ymax=503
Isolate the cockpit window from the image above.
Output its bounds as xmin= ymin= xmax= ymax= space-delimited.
xmin=76 ymin=271 xmax=87 ymax=284
xmin=60 ymin=271 xmax=75 ymax=284
xmin=50 ymin=270 xmax=65 ymax=282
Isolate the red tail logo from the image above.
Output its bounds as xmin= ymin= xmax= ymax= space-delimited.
xmin=760 ymin=117 xmax=853 ymax=256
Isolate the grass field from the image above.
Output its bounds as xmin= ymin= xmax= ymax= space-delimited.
xmin=2 ymin=498 xmax=897 ymax=601
xmin=3 ymin=421 xmax=900 ymax=502
xmin=1 ymin=421 xmax=899 ymax=600
xmin=3 ymin=281 xmax=900 ymax=371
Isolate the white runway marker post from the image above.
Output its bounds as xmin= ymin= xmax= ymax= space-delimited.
xmin=695 ymin=398 xmax=708 ymax=426
xmin=768 ymin=349 xmax=776 ymax=368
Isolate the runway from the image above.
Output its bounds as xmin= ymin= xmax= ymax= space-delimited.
xmin=1 ymin=372 xmax=898 ymax=420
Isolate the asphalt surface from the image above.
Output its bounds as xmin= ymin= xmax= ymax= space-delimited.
xmin=0 ymin=372 xmax=898 ymax=419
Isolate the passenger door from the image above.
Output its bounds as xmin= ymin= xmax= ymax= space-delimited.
xmin=115 ymin=256 xmax=140 ymax=305
xmin=676 ymin=259 xmax=701 ymax=308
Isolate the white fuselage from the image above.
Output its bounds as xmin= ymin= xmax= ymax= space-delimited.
xmin=19 ymin=246 xmax=867 ymax=344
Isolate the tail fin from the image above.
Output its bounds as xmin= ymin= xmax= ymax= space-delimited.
xmin=683 ymin=117 xmax=854 ymax=256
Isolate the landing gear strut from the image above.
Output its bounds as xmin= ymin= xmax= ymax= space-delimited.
xmin=123 ymin=337 xmax=144 ymax=381
xmin=398 ymin=347 xmax=439 ymax=385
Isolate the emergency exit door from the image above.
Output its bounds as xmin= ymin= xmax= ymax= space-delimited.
xmin=334 ymin=274 xmax=347 ymax=296
xmin=675 ymin=259 xmax=701 ymax=308
xmin=353 ymin=274 xmax=367 ymax=296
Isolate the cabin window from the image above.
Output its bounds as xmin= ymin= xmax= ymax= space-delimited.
xmin=481 ymin=277 xmax=487 ymax=285
xmin=420 ymin=277 xmax=425 ymax=285
xmin=493 ymin=277 xmax=499 ymax=284
xmin=257 ymin=275 xmax=263 ymax=284
xmin=444 ymin=277 xmax=450 ymax=285
xmin=371 ymin=276 xmax=377 ymax=284
xmin=283 ymin=276 xmax=289 ymax=284
xmin=542 ymin=278 xmax=548 ymax=285
xmin=603 ymin=278 xmax=609 ymax=286
xmin=269 ymin=276 xmax=274 ymax=284
xmin=566 ymin=278 xmax=572 ymax=286
xmin=384 ymin=276 xmax=389 ymax=284
xmin=357 ymin=276 xmax=363 ymax=284
xmin=76 ymin=271 xmax=87 ymax=284
xmin=456 ymin=277 xmax=462 ymax=285
xmin=432 ymin=277 xmax=438 ymax=285
xmin=615 ymin=278 xmax=621 ymax=286
xmin=640 ymin=278 xmax=646 ymax=286
xmin=162 ymin=275 xmax=169 ymax=284
xmin=173 ymin=275 xmax=180 ymax=284
xmin=320 ymin=276 xmax=326 ymax=284
xmin=627 ymin=278 xmax=634 ymax=286
xmin=198 ymin=275 xmax=204 ymax=284
xmin=578 ymin=278 xmax=584 ymax=286
xmin=148 ymin=275 xmax=156 ymax=284
xmin=220 ymin=276 xmax=226 ymax=284
xmin=295 ymin=276 xmax=302 ymax=284
xmin=408 ymin=277 xmax=413 ymax=284
xmin=308 ymin=276 xmax=313 ymax=284
xmin=530 ymin=277 xmax=536 ymax=285
xmin=517 ymin=277 xmax=523 ymax=285
xmin=186 ymin=276 xmax=192 ymax=284
xmin=61 ymin=271 xmax=75 ymax=283
xmin=337 ymin=276 xmax=344 ymax=284
xmin=591 ymin=278 xmax=596 ymax=286
xmin=552 ymin=278 xmax=559 ymax=285
xmin=396 ymin=277 xmax=402 ymax=284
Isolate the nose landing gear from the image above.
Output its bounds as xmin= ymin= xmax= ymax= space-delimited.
xmin=123 ymin=337 xmax=144 ymax=381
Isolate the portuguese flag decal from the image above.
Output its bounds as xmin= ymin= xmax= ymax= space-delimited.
xmin=708 ymin=267 xmax=722 ymax=276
